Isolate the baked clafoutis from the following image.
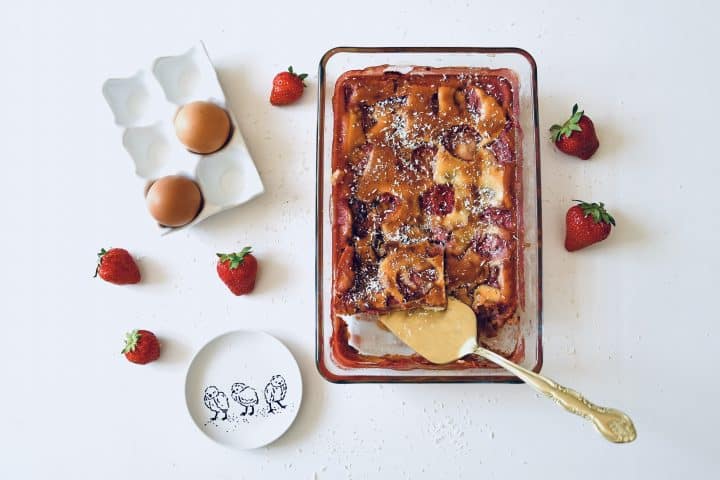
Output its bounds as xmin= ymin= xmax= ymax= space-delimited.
xmin=331 ymin=66 xmax=522 ymax=369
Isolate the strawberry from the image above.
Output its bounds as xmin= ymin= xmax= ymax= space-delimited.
xmin=270 ymin=66 xmax=308 ymax=106
xmin=122 ymin=329 xmax=160 ymax=365
xmin=420 ymin=184 xmax=455 ymax=216
xmin=216 ymin=246 xmax=258 ymax=295
xmin=550 ymin=104 xmax=600 ymax=160
xmin=565 ymin=200 xmax=616 ymax=251
xmin=94 ymin=248 xmax=140 ymax=285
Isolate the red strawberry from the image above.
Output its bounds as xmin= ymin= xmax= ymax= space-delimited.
xmin=565 ymin=200 xmax=616 ymax=251
xmin=550 ymin=104 xmax=600 ymax=159
xmin=122 ymin=329 xmax=160 ymax=365
xmin=94 ymin=248 xmax=141 ymax=285
xmin=270 ymin=66 xmax=308 ymax=106
xmin=216 ymin=246 xmax=258 ymax=295
xmin=420 ymin=184 xmax=455 ymax=216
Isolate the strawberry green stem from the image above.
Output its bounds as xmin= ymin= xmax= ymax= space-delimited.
xmin=288 ymin=66 xmax=308 ymax=86
xmin=122 ymin=329 xmax=140 ymax=354
xmin=550 ymin=104 xmax=584 ymax=141
xmin=94 ymin=247 xmax=109 ymax=278
xmin=572 ymin=200 xmax=616 ymax=226
xmin=216 ymin=246 xmax=253 ymax=269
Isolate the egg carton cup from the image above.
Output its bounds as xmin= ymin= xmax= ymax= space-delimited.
xmin=102 ymin=41 xmax=264 ymax=234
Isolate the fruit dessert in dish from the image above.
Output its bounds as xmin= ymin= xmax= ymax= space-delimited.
xmin=330 ymin=65 xmax=522 ymax=370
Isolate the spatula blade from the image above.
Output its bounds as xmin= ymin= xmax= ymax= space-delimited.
xmin=378 ymin=298 xmax=478 ymax=364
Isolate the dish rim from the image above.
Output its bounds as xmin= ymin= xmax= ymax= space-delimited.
xmin=315 ymin=46 xmax=543 ymax=383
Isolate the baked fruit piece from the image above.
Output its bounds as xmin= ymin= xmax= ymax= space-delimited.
xmin=334 ymin=240 xmax=446 ymax=313
xmin=331 ymin=66 xmax=519 ymax=342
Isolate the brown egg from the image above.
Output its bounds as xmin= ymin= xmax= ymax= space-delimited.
xmin=145 ymin=175 xmax=203 ymax=227
xmin=174 ymin=101 xmax=231 ymax=154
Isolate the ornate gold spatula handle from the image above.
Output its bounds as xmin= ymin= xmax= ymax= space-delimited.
xmin=474 ymin=346 xmax=637 ymax=443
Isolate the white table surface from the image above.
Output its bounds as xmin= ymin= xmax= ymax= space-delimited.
xmin=2 ymin=0 xmax=718 ymax=478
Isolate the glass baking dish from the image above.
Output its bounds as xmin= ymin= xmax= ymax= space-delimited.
xmin=316 ymin=47 xmax=542 ymax=383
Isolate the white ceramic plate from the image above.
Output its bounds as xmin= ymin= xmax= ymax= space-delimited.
xmin=185 ymin=331 xmax=302 ymax=449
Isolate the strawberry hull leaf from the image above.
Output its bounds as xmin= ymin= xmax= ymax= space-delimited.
xmin=286 ymin=66 xmax=308 ymax=86
xmin=122 ymin=329 xmax=140 ymax=354
xmin=94 ymin=247 xmax=109 ymax=278
xmin=216 ymin=246 xmax=253 ymax=270
xmin=550 ymin=103 xmax=585 ymax=141
xmin=573 ymin=200 xmax=616 ymax=226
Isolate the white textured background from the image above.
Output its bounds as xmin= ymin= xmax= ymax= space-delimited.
xmin=1 ymin=0 xmax=718 ymax=478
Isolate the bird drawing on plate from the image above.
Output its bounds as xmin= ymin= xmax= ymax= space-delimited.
xmin=203 ymin=386 xmax=229 ymax=421
xmin=264 ymin=374 xmax=288 ymax=413
xmin=230 ymin=382 xmax=259 ymax=416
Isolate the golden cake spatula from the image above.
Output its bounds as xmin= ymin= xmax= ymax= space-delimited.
xmin=379 ymin=298 xmax=637 ymax=443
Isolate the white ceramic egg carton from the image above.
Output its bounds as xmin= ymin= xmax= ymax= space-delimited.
xmin=102 ymin=41 xmax=264 ymax=234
